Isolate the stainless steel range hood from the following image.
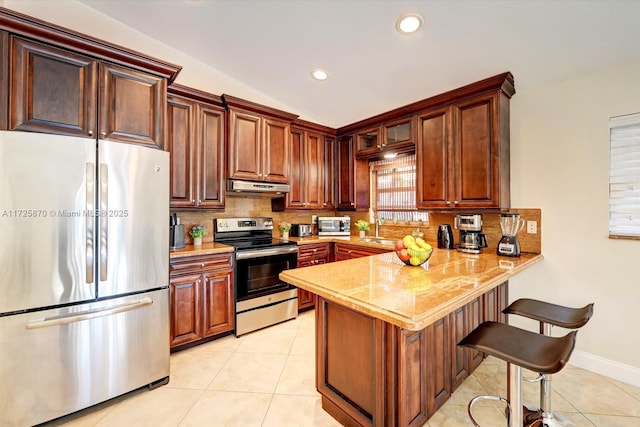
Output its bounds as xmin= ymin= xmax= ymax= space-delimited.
xmin=226 ymin=179 xmax=289 ymax=198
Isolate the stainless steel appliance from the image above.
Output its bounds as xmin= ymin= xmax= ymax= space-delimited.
xmin=0 ymin=131 xmax=170 ymax=427
xmin=497 ymin=213 xmax=525 ymax=257
xmin=214 ymin=217 xmax=298 ymax=336
xmin=226 ymin=178 xmax=290 ymax=198
xmin=318 ymin=216 xmax=351 ymax=236
xmin=455 ymin=214 xmax=488 ymax=254
xmin=437 ymin=224 xmax=455 ymax=249
xmin=290 ymin=223 xmax=312 ymax=237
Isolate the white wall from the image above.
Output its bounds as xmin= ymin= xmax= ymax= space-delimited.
xmin=5 ymin=0 xmax=640 ymax=386
xmin=509 ymin=60 xmax=640 ymax=386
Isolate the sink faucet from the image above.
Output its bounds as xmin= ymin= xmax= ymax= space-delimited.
xmin=375 ymin=218 xmax=381 ymax=237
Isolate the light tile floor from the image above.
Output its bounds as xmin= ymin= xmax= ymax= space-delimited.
xmin=45 ymin=310 xmax=640 ymax=426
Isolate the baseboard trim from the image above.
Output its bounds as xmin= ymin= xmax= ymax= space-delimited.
xmin=569 ymin=350 xmax=640 ymax=388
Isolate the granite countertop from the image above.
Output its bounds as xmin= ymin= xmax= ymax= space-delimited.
xmin=169 ymin=242 xmax=234 ymax=259
xmin=280 ymin=249 xmax=543 ymax=331
xmin=170 ymin=235 xmax=394 ymax=259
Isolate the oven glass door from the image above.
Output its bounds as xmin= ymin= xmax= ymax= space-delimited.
xmin=236 ymin=251 xmax=297 ymax=301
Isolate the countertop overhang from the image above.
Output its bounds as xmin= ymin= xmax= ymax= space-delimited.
xmin=280 ymin=249 xmax=543 ymax=331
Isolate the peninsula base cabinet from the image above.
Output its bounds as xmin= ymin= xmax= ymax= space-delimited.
xmin=169 ymin=254 xmax=234 ymax=350
xmin=315 ymin=281 xmax=509 ymax=426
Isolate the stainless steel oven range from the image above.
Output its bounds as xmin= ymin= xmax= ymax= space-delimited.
xmin=214 ymin=217 xmax=298 ymax=336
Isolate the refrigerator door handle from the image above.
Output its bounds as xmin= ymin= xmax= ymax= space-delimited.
xmin=25 ymin=298 xmax=154 ymax=329
xmin=86 ymin=163 xmax=94 ymax=284
xmin=99 ymin=163 xmax=108 ymax=281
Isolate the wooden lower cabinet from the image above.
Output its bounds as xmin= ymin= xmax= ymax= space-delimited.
xmin=169 ymin=253 xmax=234 ymax=350
xmin=296 ymin=243 xmax=332 ymax=311
xmin=334 ymin=243 xmax=390 ymax=261
xmin=315 ymin=281 xmax=509 ymax=426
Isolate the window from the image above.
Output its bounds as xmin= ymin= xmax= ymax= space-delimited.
xmin=370 ymin=154 xmax=428 ymax=223
xmin=609 ymin=113 xmax=640 ymax=238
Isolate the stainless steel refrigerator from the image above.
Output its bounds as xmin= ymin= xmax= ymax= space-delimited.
xmin=0 ymin=131 xmax=170 ymax=426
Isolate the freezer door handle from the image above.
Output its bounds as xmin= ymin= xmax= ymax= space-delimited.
xmin=99 ymin=163 xmax=108 ymax=281
xmin=25 ymin=297 xmax=154 ymax=329
xmin=86 ymin=163 xmax=94 ymax=284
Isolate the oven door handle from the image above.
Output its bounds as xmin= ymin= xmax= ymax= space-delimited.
xmin=236 ymin=246 xmax=298 ymax=260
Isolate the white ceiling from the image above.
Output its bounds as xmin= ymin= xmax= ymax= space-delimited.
xmin=78 ymin=0 xmax=640 ymax=128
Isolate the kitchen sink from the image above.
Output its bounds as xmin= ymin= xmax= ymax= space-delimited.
xmin=358 ymin=237 xmax=398 ymax=246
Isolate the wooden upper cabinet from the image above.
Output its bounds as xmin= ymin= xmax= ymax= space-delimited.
xmin=7 ymin=36 xmax=168 ymax=148
xmin=417 ymin=91 xmax=511 ymax=210
xmin=282 ymin=125 xmax=326 ymax=210
xmin=336 ymin=134 xmax=370 ymax=211
xmin=225 ymin=95 xmax=298 ymax=184
xmin=0 ymin=31 xmax=8 ymax=130
xmin=263 ymin=118 xmax=290 ymax=183
xmin=0 ymin=9 xmax=181 ymax=146
xmin=416 ymin=105 xmax=452 ymax=209
xmin=167 ymin=84 xmax=225 ymax=209
xmin=9 ymin=37 xmax=97 ymax=137
xmin=355 ymin=116 xmax=415 ymax=159
xmin=323 ymin=136 xmax=336 ymax=210
xmin=228 ymin=109 xmax=262 ymax=181
xmin=98 ymin=62 xmax=165 ymax=148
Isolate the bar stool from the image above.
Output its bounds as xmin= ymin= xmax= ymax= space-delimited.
xmin=458 ymin=321 xmax=577 ymax=427
xmin=503 ymin=299 xmax=594 ymax=427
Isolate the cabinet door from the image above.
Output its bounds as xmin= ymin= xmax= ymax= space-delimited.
xmin=169 ymin=273 xmax=202 ymax=347
xmin=99 ymin=62 xmax=166 ymax=148
xmin=287 ymin=127 xmax=305 ymax=208
xmin=426 ymin=315 xmax=451 ymax=416
xmin=383 ymin=116 xmax=414 ymax=152
xmin=228 ymin=109 xmax=262 ymax=181
xmin=450 ymin=306 xmax=468 ymax=390
xmin=416 ymin=106 xmax=452 ymax=209
xmin=9 ymin=37 xmax=97 ymax=137
xmin=263 ymin=118 xmax=290 ymax=183
xmin=452 ymin=93 xmax=501 ymax=209
xmin=322 ymin=136 xmax=336 ymax=210
xmin=197 ymin=105 xmax=225 ymax=208
xmin=355 ymin=126 xmax=380 ymax=157
xmin=466 ymin=297 xmax=484 ymax=372
xmin=297 ymin=289 xmax=316 ymax=311
xmin=0 ymin=31 xmax=8 ymax=130
xmin=202 ymin=269 xmax=234 ymax=337
xmin=336 ymin=135 xmax=356 ymax=210
xmin=167 ymin=95 xmax=197 ymax=208
xmin=306 ymin=131 xmax=323 ymax=208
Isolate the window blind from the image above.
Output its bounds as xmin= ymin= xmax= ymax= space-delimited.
xmin=371 ymin=154 xmax=428 ymax=222
xmin=609 ymin=113 xmax=640 ymax=237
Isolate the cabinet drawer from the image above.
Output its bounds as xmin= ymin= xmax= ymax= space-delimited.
xmin=298 ymin=243 xmax=331 ymax=260
xmin=334 ymin=243 xmax=389 ymax=261
xmin=170 ymin=253 xmax=233 ymax=275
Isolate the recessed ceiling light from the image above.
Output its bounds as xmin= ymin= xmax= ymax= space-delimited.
xmin=396 ymin=13 xmax=423 ymax=34
xmin=311 ymin=69 xmax=329 ymax=81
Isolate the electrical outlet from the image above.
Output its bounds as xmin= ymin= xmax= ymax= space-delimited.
xmin=312 ymin=215 xmax=318 ymax=224
xmin=527 ymin=220 xmax=537 ymax=234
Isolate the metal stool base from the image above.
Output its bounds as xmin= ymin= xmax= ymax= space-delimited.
xmin=468 ymin=395 xmax=510 ymax=427
xmin=523 ymin=404 xmax=575 ymax=427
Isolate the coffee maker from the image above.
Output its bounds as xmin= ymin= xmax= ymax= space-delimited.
xmin=455 ymin=214 xmax=488 ymax=254
xmin=497 ymin=213 xmax=525 ymax=257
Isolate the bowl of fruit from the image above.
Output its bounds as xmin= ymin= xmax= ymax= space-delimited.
xmin=395 ymin=235 xmax=433 ymax=267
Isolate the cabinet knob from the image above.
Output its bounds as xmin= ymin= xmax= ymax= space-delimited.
xmin=191 ymin=199 xmax=196 ymax=204
xmin=198 ymin=199 xmax=202 ymax=204
xmin=100 ymin=132 xmax=107 ymax=139
xmin=88 ymin=130 xmax=93 ymax=137
xmin=200 ymin=263 xmax=205 ymax=267
xmin=454 ymin=200 xmax=459 ymax=205
xmin=446 ymin=201 xmax=451 ymax=206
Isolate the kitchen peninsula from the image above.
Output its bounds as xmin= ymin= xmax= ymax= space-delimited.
xmin=280 ymin=249 xmax=543 ymax=427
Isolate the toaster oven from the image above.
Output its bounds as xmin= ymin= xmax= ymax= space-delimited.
xmin=290 ymin=224 xmax=313 ymax=237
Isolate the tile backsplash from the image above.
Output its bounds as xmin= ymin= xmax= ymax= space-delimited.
xmin=172 ymin=197 xmax=541 ymax=254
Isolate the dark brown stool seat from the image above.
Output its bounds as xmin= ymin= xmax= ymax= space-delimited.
xmin=503 ymin=298 xmax=594 ymax=330
xmin=458 ymin=321 xmax=577 ymax=427
xmin=502 ymin=299 xmax=593 ymax=427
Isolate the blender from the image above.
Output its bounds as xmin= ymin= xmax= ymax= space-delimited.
xmin=497 ymin=213 xmax=525 ymax=257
